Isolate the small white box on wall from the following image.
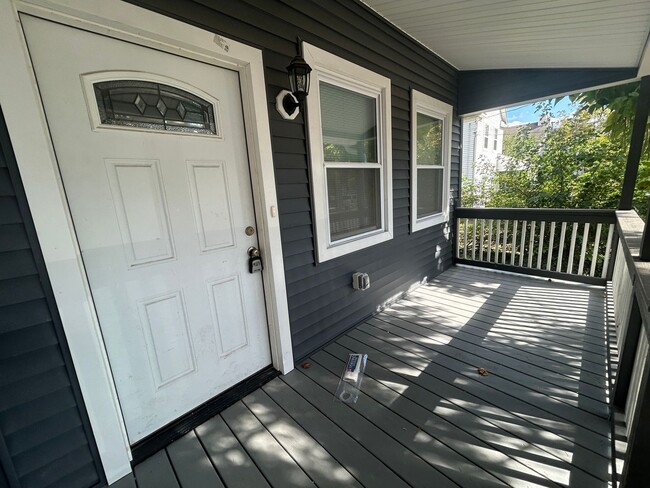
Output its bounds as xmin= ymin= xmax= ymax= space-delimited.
xmin=352 ymin=272 xmax=370 ymax=290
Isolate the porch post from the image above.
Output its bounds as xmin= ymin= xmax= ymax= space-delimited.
xmin=618 ymin=76 xmax=650 ymax=210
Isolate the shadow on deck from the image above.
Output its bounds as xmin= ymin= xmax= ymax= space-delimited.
xmin=129 ymin=265 xmax=616 ymax=488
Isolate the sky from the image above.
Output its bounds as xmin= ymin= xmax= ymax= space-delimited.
xmin=506 ymin=96 xmax=578 ymax=125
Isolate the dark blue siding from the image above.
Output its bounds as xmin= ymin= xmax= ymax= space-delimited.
xmin=0 ymin=109 xmax=104 ymax=488
xmin=125 ymin=0 xmax=460 ymax=359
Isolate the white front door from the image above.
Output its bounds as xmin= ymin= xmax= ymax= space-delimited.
xmin=22 ymin=15 xmax=272 ymax=442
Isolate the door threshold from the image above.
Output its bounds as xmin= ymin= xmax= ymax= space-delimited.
xmin=130 ymin=366 xmax=279 ymax=465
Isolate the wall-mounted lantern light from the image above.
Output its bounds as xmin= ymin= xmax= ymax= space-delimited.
xmin=276 ymin=38 xmax=312 ymax=120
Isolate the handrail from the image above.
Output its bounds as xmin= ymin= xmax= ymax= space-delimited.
xmin=612 ymin=210 xmax=650 ymax=488
xmin=455 ymin=207 xmax=616 ymax=223
xmin=454 ymin=207 xmax=618 ymax=285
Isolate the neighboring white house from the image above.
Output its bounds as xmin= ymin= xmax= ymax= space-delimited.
xmin=461 ymin=109 xmax=507 ymax=182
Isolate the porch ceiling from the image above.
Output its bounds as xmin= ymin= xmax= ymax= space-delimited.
xmin=362 ymin=0 xmax=650 ymax=71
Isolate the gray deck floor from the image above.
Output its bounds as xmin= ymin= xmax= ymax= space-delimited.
xmin=133 ymin=266 xmax=614 ymax=488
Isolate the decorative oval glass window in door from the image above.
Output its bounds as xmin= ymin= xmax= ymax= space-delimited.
xmin=92 ymin=79 xmax=218 ymax=135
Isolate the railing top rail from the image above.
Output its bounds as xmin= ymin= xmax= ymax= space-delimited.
xmin=616 ymin=210 xmax=650 ymax=314
xmin=455 ymin=207 xmax=616 ymax=223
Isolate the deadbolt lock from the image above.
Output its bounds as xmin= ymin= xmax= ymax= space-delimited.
xmin=245 ymin=226 xmax=255 ymax=236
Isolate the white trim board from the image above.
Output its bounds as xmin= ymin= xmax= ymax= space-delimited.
xmin=0 ymin=0 xmax=293 ymax=482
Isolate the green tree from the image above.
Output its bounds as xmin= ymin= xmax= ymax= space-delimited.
xmin=461 ymin=109 xmax=627 ymax=209
xmin=551 ymin=82 xmax=650 ymax=213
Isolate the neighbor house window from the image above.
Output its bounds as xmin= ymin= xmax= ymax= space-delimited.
xmin=493 ymin=127 xmax=498 ymax=150
xmin=483 ymin=125 xmax=489 ymax=149
xmin=304 ymin=42 xmax=392 ymax=262
xmin=411 ymin=90 xmax=452 ymax=232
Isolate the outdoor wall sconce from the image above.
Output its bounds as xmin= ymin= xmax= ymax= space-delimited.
xmin=276 ymin=39 xmax=312 ymax=120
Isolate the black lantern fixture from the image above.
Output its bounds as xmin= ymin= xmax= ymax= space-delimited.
xmin=287 ymin=53 xmax=311 ymax=102
xmin=277 ymin=38 xmax=312 ymax=119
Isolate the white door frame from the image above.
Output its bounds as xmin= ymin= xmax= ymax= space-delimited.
xmin=0 ymin=0 xmax=294 ymax=482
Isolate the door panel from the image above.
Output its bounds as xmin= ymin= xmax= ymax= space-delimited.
xmin=22 ymin=15 xmax=272 ymax=442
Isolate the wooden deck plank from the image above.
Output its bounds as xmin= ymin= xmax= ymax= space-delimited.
xmin=345 ymin=327 xmax=609 ymax=433
xmin=428 ymin=274 xmax=607 ymax=326
xmin=262 ymin=377 xmax=410 ymax=488
xmin=438 ymin=272 xmax=608 ymax=327
xmin=310 ymin=349 xmax=576 ymax=488
xmin=132 ymin=266 xmax=614 ymax=488
xmin=413 ymin=285 xmax=607 ymax=343
xmin=221 ymin=401 xmax=314 ymax=487
xmin=359 ymin=320 xmax=609 ymax=418
xmin=393 ymin=299 xmax=608 ymax=373
xmin=282 ymin=369 xmax=459 ymax=488
xmin=405 ymin=285 xmax=604 ymax=349
xmin=195 ymin=414 xmax=271 ymax=488
xmin=407 ymin=289 xmax=608 ymax=355
xmin=326 ymin=342 xmax=609 ymax=472
xmin=335 ymin=333 xmax=611 ymax=460
xmin=437 ymin=269 xmax=607 ymax=319
xmin=241 ymin=389 xmax=362 ymax=488
xmin=412 ymin=286 xmax=608 ymax=348
xmin=133 ymin=450 xmax=180 ymax=488
xmin=368 ymin=314 xmax=607 ymax=402
xmin=322 ymin=342 xmax=610 ymax=487
xmin=375 ymin=306 xmax=607 ymax=388
xmin=166 ymin=431 xmax=225 ymax=488
xmin=298 ymin=358 xmax=509 ymax=488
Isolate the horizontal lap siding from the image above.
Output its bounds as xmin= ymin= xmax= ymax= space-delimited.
xmin=125 ymin=0 xmax=459 ymax=359
xmin=0 ymin=112 xmax=103 ymax=488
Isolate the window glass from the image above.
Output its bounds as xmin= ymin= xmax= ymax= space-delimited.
xmin=93 ymin=80 xmax=217 ymax=135
xmin=416 ymin=113 xmax=442 ymax=166
xmin=327 ymin=168 xmax=380 ymax=241
xmin=320 ymin=81 xmax=377 ymax=163
xmin=417 ymin=168 xmax=443 ymax=218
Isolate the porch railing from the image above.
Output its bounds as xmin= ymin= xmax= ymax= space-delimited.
xmin=454 ymin=207 xmax=618 ymax=285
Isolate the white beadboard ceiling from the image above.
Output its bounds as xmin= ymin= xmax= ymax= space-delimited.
xmin=362 ymin=0 xmax=650 ymax=71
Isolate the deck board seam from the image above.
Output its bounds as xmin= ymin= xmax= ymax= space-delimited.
xmin=216 ymin=410 xmax=276 ymax=488
xmin=340 ymin=330 xmax=611 ymax=444
xmin=277 ymin=375 xmax=420 ymax=488
xmin=309 ymin=350 xmax=544 ymax=488
xmin=246 ymin=387 xmax=366 ymax=488
xmin=239 ymin=396 xmax=319 ymax=487
xmin=408 ymin=289 xmax=608 ymax=349
xmin=393 ymin=297 xmax=608 ymax=358
xmin=384 ymin=305 xmax=608 ymax=369
xmin=191 ymin=427 xmax=229 ymax=488
xmin=363 ymin=318 xmax=609 ymax=406
xmin=319 ymin=345 xmax=610 ymax=486
xmin=291 ymin=367 xmax=464 ymax=488
xmin=334 ymin=333 xmax=612 ymax=464
xmin=349 ymin=326 xmax=610 ymax=426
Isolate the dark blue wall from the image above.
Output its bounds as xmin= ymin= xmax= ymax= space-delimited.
xmin=0 ymin=109 xmax=104 ymax=488
xmin=126 ymin=0 xmax=461 ymax=359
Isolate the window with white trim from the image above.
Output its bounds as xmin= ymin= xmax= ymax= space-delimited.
xmin=303 ymin=43 xmax=392 ymax=262
xmin=411 ymin=90 xmax=452 ymax=232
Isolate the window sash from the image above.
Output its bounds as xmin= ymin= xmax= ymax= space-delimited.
xmin=410 ymin=89 xmax=452 ymax=233
xmin=416 ymin=166 xmax=444 ymax=219
xmin=319 ymin=77 xmax=385 ymax=245
xmin=304 ymin=41 xmax=393 ymax=262
xmin=326 ymin=166 xmax=382 ymax=243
